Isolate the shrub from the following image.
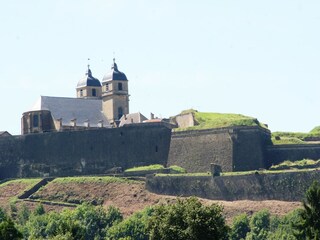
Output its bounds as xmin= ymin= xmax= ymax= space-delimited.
xmin=148 ymin=197 xmax=229 ymax=240
xmin=230 ymin=213 xmax=250 ymax=240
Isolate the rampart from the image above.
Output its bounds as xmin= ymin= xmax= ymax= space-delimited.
xmin=168 ymin=126 xmax=271 ymax=172
xmin=267 ymin=144 xmax=320 ymax=166
xmin=0 ymin=123 xmax=172 ymax=179
xmin=146 ymin=170 xmax=320 ymax=201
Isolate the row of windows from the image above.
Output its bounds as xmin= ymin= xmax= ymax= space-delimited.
xmin=79 ymin=82 xmax=124 ymax=97
xmin=79 ymin=89 xmax=97 ymax=97
xmin=105 ymin=83 xmax=124 ymax=91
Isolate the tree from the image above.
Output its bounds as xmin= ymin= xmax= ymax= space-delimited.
xmin=107 ymin=207 xmax=153 ymax=240
xmin=230 ymin=213 xmax=250 ymax=240
xmin=148 ymin=197 xmax=229 ymax=240
xmin=0 ymin=214 xmax=23 ymax=240
xmin=298 ymin=181 xmax=320 ymax=239
xmin=245 ymin=209 xmax=270 ymax=240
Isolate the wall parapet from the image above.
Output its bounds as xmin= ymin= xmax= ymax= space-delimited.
xmin=146 ymin=170 xmax=320 ymax=201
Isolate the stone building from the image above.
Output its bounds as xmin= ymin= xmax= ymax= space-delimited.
xmin=21 ymin=59 xmax=138 ymax=134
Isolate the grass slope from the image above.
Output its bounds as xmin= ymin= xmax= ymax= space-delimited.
xmin=175 ymin=110 xmax=267 ymax=131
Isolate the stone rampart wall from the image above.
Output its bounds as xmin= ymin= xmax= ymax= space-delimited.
xmin=267 ymin=144 xmax=320 ymax=166
xmin=0 ymin=123 xmax=172 ymax=179
xmin=168 ymin=126 xmax=271 ymax=172
xmin=146 ymin=170 xmax=320 ymax=201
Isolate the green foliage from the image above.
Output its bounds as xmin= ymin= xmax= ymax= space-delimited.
xmin=272 ymin=130 xmax=320 ymax=143
xmin=230 ymin=213 xmax=250 ymax=240
xmin=33 ymin=203 xmax=46 ymax=216
xmin=24 ymin=203 xmax=123 ymax=240
xmin=147 ymin=197 xmax=229 ymax=240
xmin=52 ymin=176 xmax=134 ymax=184
xmin=0 ymin=218 xmax=23 ymax=240
xmin=298 ymin=181 xmax=320 ymax=239
xmin=175 ymin=111 xmax=267 ymax=131
xmin=107 ymin=207 xmax=153 ymax=240
xmin=271 ymin=136 xmax=306 ymax=145
xmin=125 ymin=164 xmax=165 ymax=172
xmin=246 ymin=209 xmax=270 ymax=240
xmin=125 ymin=165 xmax=187 ymax=174
xmin=310 ymin=126 xmax=320 ymax=134
xmin=168 ymin=165 xmax=187 ymax=173
xmin=270 ymin=159 xmax=320 ymax=171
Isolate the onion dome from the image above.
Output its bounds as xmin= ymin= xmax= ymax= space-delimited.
xmin=77 ymin=66 xmax=101 ymax=88
xmin=102 ymin=58 xmax=127 ymax=82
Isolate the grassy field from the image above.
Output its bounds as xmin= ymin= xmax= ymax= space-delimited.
xmin=174 ymin=110 xmax=267 ymax=131
xmin=51 ymin=176 xmax=136 ymax=184
xmin=125 ymin=164 xmax=187 ymax=173
xmin=270 ymin=159 xmax=320 ymax=170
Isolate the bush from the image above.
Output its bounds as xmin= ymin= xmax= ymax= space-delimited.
xmin=148 ymin=197 xmax=229 ymax=240
xmin=230 ymin=213 xmax=250 ymax=240
xmin=107 ymin=207 xmax=153 ymax=240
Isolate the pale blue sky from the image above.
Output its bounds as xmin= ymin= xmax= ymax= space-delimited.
xmin=1 ymin=0 xmax=320 ymax=135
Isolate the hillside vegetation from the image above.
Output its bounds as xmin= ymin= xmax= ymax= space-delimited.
xmin=174 ymin=109 xmax=267 ymax=131
xmin=272 ymin=127 xmax=320 ymax=144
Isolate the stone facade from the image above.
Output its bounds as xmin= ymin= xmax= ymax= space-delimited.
xmin=0 ymin=123 xmax=172 ymax=179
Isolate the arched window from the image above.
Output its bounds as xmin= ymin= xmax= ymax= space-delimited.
xmin=80 ymin=89 xmax=83 ymax=97
xmin=118 ymin=82 xmax=123 ymax=91
xmin=118 ymin=107 xmax=123 ymax=120
xmin=92 ymin=88 xmax=96 ymax=96
xmin=33 ymin=114 xmax=39 ymax=127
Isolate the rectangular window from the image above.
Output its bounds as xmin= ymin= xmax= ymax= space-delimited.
xmin=118 ymin=83 xmax=123 ymax=91
xmin=33 ymin=115 xmax=39 ymax=127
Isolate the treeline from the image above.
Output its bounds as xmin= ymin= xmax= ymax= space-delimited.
xmin=1 ymin=181 xmax=320 ymax=240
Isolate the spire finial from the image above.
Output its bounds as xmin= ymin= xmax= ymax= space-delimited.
xmin=86 ymin=58 xmax=92 ymax=76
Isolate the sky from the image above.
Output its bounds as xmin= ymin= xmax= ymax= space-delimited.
xmin=1 ymin=0 xmax=320 ymax=135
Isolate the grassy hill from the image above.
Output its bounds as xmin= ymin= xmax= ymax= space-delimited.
xmin=272 ymin=127 xmax=320 ymax=145
xmin=174 ymin=109 xmax=267 ymax=131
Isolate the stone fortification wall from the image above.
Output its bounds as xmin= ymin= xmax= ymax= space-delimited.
xmin=146 ymin=170 xmax=320 ymax=201
xmin=168 ymin=126 xmax=271 ymax=172
xmin=168 ymin=129 xmax=233 ymax=172
xmin=232 ymin=127 xmax=271 ymax=171
xmin=267 ymin=144 xmax=320 ymax=166
xmin=0 ymin=123 xmax=171 ymax=179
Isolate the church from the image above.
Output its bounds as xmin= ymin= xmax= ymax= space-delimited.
xmin=21 ymin=59 xmax=148 ymax=134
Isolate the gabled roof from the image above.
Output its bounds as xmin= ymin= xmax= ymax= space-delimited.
xmin=0 ymin=131 xmax=11 ymax=137
xmin=119 ymin=112 xmax=148 ymax=127
xmin=30 ymin=96 xmax=110 ymax=127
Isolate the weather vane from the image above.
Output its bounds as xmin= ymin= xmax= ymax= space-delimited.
xmin=87 ymin=58 xmax=90 ymax=69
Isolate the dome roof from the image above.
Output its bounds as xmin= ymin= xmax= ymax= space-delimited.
xmin=77 ymin=67 xmax=101 ymax=88
xmin=102 ymin=59 xmax=127 ymax=82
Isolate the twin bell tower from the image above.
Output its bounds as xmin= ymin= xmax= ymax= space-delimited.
xmin=76 ymin=59 xmax=129 ymax=126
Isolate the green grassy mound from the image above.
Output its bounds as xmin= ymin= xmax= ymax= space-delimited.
xmin=270 ymin=159 xmax=320 ymax=171
xmin=174 ymin=110 xmax=267 ymax=131
xmin=125 ymin=164 xmax=186 ymax=174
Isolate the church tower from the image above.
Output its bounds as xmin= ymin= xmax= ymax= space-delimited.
xmin=102 ymin=59 xmax=129 ymax=126
xmin=76 ymin=65 xmax=102 ymax=99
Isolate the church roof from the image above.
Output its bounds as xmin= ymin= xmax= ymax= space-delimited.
xmin=0 ymin=131 xmax=11 ymax=137
xmin=119 ymin=112 xmax=148 ymax=127
xmin=102 ymin=59 xmax=127 ymax=82
xmin=30 ymin=96 xmax=110 ymax=128
xmin=77 ymin=67 xmax=101 ymax=88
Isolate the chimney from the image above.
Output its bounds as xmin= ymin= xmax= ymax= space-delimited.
xmin=70 ymin=118 xmax=77 ymax=127
xmin=98 ymin=120 xmax=104 ymax=128
xmin=150 ymin=113 xmax=155 ymax=120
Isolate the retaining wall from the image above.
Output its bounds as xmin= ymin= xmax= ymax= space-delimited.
xmin=267 ymin=144 xmax=320 ymax=166
xmin=146 ymin=170 xmax=320 ymax=201
xmin=0 ymin=123 xmax=172 ymax=179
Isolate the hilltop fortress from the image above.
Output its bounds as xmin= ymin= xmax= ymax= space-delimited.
xmin=1 ymin=60 xmax=320 ymax=179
